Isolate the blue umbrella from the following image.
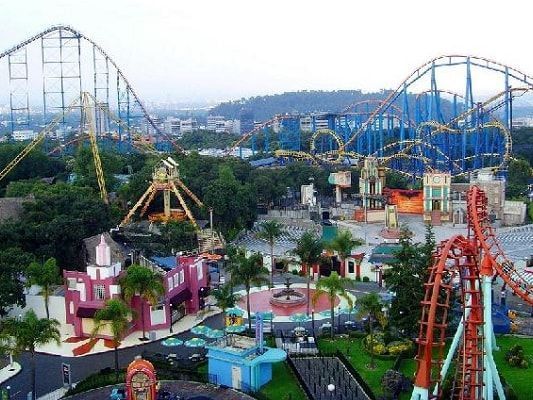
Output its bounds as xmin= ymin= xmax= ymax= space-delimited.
xmin=161 ymin=337 xmax=183 ymax=347
xmin=225 ymin=307 xmax=244 ymax=316
xmin=256 ymin=311 xmax=276 ymax=321
xmin=206 ymin=329 xmax=224 ymax=339
xmin=184 ymin=337 xmax=206 ymax=348
xmin=225 ymin=325 xmax=246 ymax=333
xmin=191 ymin=325 xmax=211 ymax=336
xmin=289 ymin=313 xmax=311 ymax=324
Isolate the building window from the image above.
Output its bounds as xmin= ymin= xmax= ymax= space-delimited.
xmin=197 ymin=264 xmax=203 ymax=280
xmin=348 ymin=261 xmax=355 ymax=274
xmin=168 ymin=277 xmax=173 ymax=290
xmin=179 ymin=270 xmax=184 ymax=284
xmin=173 ymin=274 xmax=179 ymax=287
xmin=94 ymin=284 xmax=106 ymax=300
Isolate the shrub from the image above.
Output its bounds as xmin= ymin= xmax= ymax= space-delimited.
xmin=291 ymin=269 xmax=299 ymax=275
xmin=505 ymin=345 xmax=529 ymax=369
xmin=387 ymin=340 xmax=414 ymax=356
xmin=362 ymin=276 xmax=370 ymax=282
xmin=381 ymin=369 xmax=412 ymax=398
xmin=355 ymin=275 xmax=361 ymax=282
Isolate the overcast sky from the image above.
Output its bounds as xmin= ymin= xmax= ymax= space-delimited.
xmin=1 ymin=0 xmax=532 ymax=103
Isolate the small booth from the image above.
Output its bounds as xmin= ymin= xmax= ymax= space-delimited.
xmin=125 ymin=357 xmax=158 ymax=400
xmin=225 ymin=307 xmax=244 ymax=327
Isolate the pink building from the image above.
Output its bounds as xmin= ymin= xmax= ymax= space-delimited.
xmin=64 ymin=234 xmax=209 ymax=339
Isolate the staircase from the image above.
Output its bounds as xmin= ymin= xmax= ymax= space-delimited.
xmin=197 ymin=228 xmax=225 ymax=253
xmin=431 ymin=210 xmax=442 ymax=226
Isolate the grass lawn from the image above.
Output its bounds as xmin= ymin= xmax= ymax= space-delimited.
xmin=260 ymin=361 xmax=307 ymax=400
xmin=493 ymin=335 xmax=533 ymax=398
xmin=318 ymin=335 xmax=533 ymax=399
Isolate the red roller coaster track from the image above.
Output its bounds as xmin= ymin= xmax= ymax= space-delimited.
xmin=412 ymin=185 xmax=532 ymax=400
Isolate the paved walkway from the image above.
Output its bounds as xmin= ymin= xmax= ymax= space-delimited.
xmin=0 ymin=361 xmax=21 ymax=385
xmin=63 ymin=380 xmax=255 ymax=400
xmin=36 ymin=307 xmax=221 ymax=357
xmin=290 ymin=356 xmax=370 ymax=400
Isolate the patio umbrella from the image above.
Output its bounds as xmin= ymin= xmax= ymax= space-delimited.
xmin=206 ymin=329 xmax=224 ymax=339
xmin=161 ymin=337 xmax=184 ymax=347
xmin=184 ymin=337 xmax=207 ymax=348
xmin=320 ymin=307 xmax=355 ymax=318
xmin=250 ymin=311 xmax=276 ymax=320
xmin=225 ymin=307 xmax=244 ymax=316
xmin=225 ymin=324 xmax=246 ymax=333
xmin=191 ymin=325 xmax=211 ymax=336
xmin=289 ymin=312 xmax=311 ymax=326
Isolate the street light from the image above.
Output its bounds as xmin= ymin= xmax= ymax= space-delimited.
xmin=311 ymin=309 xmax=315 ymax=334
xmin=327 ymin=383 xmax=335 ymax=396
xmin=169 ymin=303 xmax=173 ymax=334
xmin=337 ymin=306 xmax=341 ymax=333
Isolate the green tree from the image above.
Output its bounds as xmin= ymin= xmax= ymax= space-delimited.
xmin=91 ymin=299 xmax=133 ymax=382
xmin=203 ymin=165 xmax=256 ymax=240
xmin=293 ymin=231 xmax=323 ymax=315
xmin=0 ymin=143 xmax=65 ymax=191
xmin=229 ymin=251 xmax=269 ymax=332
xmin=257 ymin=220 xmax=284 ymax=287
xmin=312 ymin=272 xmax=353 ymax=338
xmin=384 ymin=225 xmax=433 ymax=337
xmin=72 ymin=146 xmax=124 ymax=193
xmin=25 ymin=258 xmax=61 ymax=319
xmin=3 ymin=310 xmax=61 ymax=400
xmin=0 ymin=183 xmax=116 ymax=268
xmin=0 ymin=248 xmax=33 ymax=316
xmin=158 ymin=220 xmax=197 ymax=253
xmin=506 ymin=159 xmax=532 ymax=199
xmin=356 ymin=293 xmax=384 ymax=370
xmin=120 ymin=264 xmax=164 ymax=340
xmin=327 ymin=230 xmax=363 ymax=277
xmin=212 ymin=283 xmax=241 ymax=314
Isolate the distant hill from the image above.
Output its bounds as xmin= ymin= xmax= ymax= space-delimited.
xmin=210 ymin=90 xmax=394 ymax=121
xmin=209 ymin=90 xmax=458 ymax=122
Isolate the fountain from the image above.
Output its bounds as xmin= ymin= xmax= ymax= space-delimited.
xmin=270 ymin=275 xmax=306 ymax=308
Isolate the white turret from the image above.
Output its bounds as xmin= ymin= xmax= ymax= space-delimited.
xmin=95 ymin=234 xmax=111 ymax=267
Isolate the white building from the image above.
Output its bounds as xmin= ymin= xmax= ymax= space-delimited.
xmin=180 ymin=118 xmax=198 ymax=133
xmin=12 ymin=129 xmax=37 ymax=141
xmin=300 ymin=116 xmax=313 ymax=132
xmin=207 ymin=115 xmax=225 ymax=132
xmin=164 ymin=117 xmax=181 ymax=136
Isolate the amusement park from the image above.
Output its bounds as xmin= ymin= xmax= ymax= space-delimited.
xmin=0 ymin=2 xmax=533 ymax=400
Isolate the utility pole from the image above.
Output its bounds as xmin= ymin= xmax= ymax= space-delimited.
xmin=209 ymin=207 xmax=214 ymax=254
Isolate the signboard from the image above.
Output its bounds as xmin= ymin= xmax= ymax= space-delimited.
xmin=255 ymin=313 xmax=264 ymax=353
xmin=62 ymin=363 xmax=71 ymax=387
xmin=328 ymin=171 xmax=351 ymax=187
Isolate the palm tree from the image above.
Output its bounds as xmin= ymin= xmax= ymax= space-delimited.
xmin=213 ymin=283 xmax=241 ymax=314
xmin=312 ymin=272 xmax=353 ymax=338
xmin=120 ymin=264 xmax=164 ymax=340
xmin=293 ymin=231 xmax=323 ymax=315
xmin=257 ymin=220 xmax=284 ymax=287
xmin=356 ymin=293 xmax=384 ymax=370
xmin=229 ymin=251 xmax=269 ymax=332
xmin=91 ymin=299 xmax=132 ymax=382
xmin=3 ymin=310 xmax=60 ymax=400
xmin=328 ymin=230 xmax=363 ymax=277
xmin=25 ymin=258 xmax=61 ymax=319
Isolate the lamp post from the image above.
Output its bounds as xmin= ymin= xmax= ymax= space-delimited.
xmin=327 ymin=383 xmax=335 ymax=397
xmin=500 ymin=289 xmax=506 ymax=307
xmin=311 ymin=309 xmax=315 ymax=334
xmin=169 ymin=303 xmax=173 ymax=334
xmin=337 ymin=306 xmax=341 ymax=333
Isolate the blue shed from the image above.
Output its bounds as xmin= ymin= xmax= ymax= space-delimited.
xmin=206 ymin=334 xmax=286 ymax=391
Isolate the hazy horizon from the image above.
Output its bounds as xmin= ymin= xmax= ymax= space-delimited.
xmin=2 ymin=0 xmax=533 ymax=104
